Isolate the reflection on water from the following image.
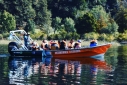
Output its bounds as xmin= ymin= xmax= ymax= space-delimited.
xmin=2 ymin=45 xmax=127 ymax=84
xmin=8 ymin=57 xmax=51 ymax=85
xmin=112 ymin=45 xmax=127 ymax=84
xmin=52 ymin=57 xmax=112 ymax=85
xmin=7 ymin=55 xmax=113 ymax=85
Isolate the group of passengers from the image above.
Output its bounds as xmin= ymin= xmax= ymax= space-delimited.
xmin=28 ymin=39 xmax=98 ymax=51
xmin=23 ymin=32 xmax=97 ymax=51
xmin=39 ymin=39 xmax=82 ymax=50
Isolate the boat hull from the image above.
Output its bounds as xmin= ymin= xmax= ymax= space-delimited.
xmin=9 ymin=44 xmax=111 ymax=58
xmin=52 ymin=44 xmax=111 ymax=58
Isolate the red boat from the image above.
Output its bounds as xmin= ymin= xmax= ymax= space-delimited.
xmin=52 ymin=43 xmax=111 ymax=58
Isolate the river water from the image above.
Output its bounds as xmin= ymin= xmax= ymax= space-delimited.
xmin=0 ymin=44 xmax=126 ymax=85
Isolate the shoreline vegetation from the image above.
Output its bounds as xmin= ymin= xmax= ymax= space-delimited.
xmin=0 ymin=39 xmax=121 ymax=46
xmin=0 ymin=0 xmax=127 ymax=47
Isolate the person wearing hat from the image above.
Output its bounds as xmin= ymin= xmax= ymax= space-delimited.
xmin=24 ymin=33 xmax=31 ymax=47
xmin=74 ymin=40 xmax=81 ymax=49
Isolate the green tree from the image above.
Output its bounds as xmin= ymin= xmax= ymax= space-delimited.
xmin=59 ymin=29 xmax=67 ymax=39
xmin=0 ymin=0 xmax=4 ymax=11
xmin=33 ymin=0 xmax=52 ymax=36
xmin=52 ymin=17 xmax=62 ymax=34
xmin=4 ymin=0 xmax=36 ymax=26
xmin=48 ymin=0 xmax=87 ymax=18
xmin=90 ymin=5 xmax=118 ymax=34
xmin=106 ymin=0 xmax=118 ymax=10
xmin=75 ymin=12 xmax=97 ymax=37
xmin=90 ymin=5 xmax=109 ymax=33
xmin=63 ymin=17 xmax=76 ymax=33
xmin=43 ymin=24 xmax=53 ymax=38
xmin=114 ymin=8 xmax=127 ymax=33
xmin=100 ymin=19 xmax=118 ymax=34
xmin=0 ymin=10 xmax=16 ymax=33
xmin=25 ymin=19 xmax=36 ymax=33
xmin=34 ymin=0 xmax=51 ymax=26
xmin=86 ymin=0 xmax=107 ymax=8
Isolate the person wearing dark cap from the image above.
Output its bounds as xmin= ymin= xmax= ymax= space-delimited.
xmin=60 ymin=39 xmax=67 ymax=50
xmin=24 ymin=33 xmax=30 ymax=47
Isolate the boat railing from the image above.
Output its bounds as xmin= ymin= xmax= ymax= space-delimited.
xmin=9 ymin=30 xmax=32 ymax=50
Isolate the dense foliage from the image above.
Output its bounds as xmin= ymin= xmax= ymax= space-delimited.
xmin=0 ymin=0 xmax=127 ymax=41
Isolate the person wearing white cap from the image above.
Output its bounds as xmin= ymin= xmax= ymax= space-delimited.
xmin=74 ymin=40 xmax=82 ymax=49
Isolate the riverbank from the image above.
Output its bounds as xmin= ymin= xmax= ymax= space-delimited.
xmin=0 ymin=40 xmax=11 ymax=44
xmin=0 ymin=39 xmax=121 ymax=46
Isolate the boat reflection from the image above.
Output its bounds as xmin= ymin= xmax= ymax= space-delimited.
xmin=8 ymin=56 xmax=51 ymax=85
xmin=8 ymin=55 xmax=112 ymax=85
xmin=51 ymin=55 xmax=112 ymax=85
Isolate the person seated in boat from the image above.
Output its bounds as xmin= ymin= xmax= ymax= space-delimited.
xmin=41 ymin=40 xmax=49 ymax=50
xmin=31 ymin=41 xmax=39 ymax=51
xmin=74 ymin=40 xmax=81 ymax=49
xmin=68 ymin=39 xmax=75 ymax=49
xmin=50 ymin=40 xmax=59 ymax=50
xmin=58 ymin=40 xmax=61 ymax=49
xmin=60 ymin=39 xmax=67 ymax=50
xmin=90 ymin=39 xmax=98 ymax=47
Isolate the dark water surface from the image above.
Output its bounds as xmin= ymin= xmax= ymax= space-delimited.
xmin=0 ymin=44 xmax=126 ymax=85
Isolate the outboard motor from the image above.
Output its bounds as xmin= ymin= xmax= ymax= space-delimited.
xmin=8 ymin=42 xmax=19 ymax=55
